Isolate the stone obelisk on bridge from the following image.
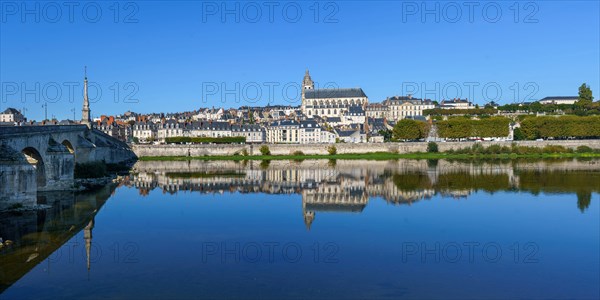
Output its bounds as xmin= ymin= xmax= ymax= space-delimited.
xmin=81 ymin=67 xmax=92 ymax=129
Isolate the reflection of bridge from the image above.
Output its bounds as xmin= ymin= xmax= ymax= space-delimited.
xmin=0 ymin=125 xmax=136 ymax=209
xmin=0 ymin=184 xmax=116 ymax=293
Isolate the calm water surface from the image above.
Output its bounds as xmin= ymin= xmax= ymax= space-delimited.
xmin=1 ymin=159 xmax=599 ymax=299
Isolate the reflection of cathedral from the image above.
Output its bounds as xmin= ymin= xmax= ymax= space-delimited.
xmin=123 ymin=158 xmax=600 ymax=228
xmin=128 ymin=160 xmax=440 ymax=228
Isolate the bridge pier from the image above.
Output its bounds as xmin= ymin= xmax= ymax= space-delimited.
xmin=0 ymin=145 xmax=37 ymax=210
xmin=40 ymin=139 xmax=74 ymax=191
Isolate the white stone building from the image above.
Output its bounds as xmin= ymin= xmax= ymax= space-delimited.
xmin=231 ymin=124 xmax=265 ymax=143
xmin=365 ymin=96 xmax=435 ymax=121
xmin=0 ymin=108 xmax=25 ymax=123
xmin=157 ymin=120 xmax=185 ymax=141
xmin=300 ymin=70 xmax=368 ymax=118
xmin=266 ymin=120 xmax=299 ymax=144
xmin=133 ymin=122 xmax=157 ymax=143
xmin=299 ymin=120 xmax=323 ymax=144
xmin=337 ymin=130 xmax=366 ymax=143
xmin=440 ymin=98 xmax=475 ymax=110
xmin=538 ymin=96 xmax=578 ymax=105
xmin=382 ymin=96 xmax=436 ymax=120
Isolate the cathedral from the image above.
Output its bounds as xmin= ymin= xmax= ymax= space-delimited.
xmin=300 ymin=70 xmax=368 ymax=118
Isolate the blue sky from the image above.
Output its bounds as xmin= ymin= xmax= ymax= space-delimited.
xmin=1 ymin=1 xmax=599 ymax=121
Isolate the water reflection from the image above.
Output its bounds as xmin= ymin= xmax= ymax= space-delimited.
xmin=0 ymin=184 xmax=117 ymax=293
xmin=1 ymin=159 xmax=599 ymax=299
xmin=128 ymin=159 xmax=600 ymax=226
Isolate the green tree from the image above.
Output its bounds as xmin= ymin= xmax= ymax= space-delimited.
xmin=327 ymin=145 xmax=337 ymax=155
xmin=578 ymin=83 xmax=594 ymax=105
xmin=378 ymin=129 xmax=392 ymax=142
xmin=427 ymin=142 xmax=439 ymax=153
xmin=519 ymin=115 xmax=600 ymax=139
xmin=259 ymin=145 xmax=271 ymax=155
xmin=392 ymin=119 xmax=429 ymax=141
xmin=513 ymin=127 xmax=526 ymax=140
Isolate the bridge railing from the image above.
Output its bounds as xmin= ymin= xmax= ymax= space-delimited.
xmin=0 ymin=125 xmax=88 ymax=137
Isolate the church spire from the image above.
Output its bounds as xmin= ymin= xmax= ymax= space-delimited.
xmin=81 ymin=66 xmax=92 ymax=128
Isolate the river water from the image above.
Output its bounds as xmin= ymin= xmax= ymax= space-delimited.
xmin=1 ymin=159 xmax=599 ymax=299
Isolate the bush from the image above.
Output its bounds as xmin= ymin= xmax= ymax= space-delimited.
xmin=542 ymin=145 xmax=571 ymax=153
xmin=576 ymin=145 xmax=593 ymax=153
xmin=486 ymin=144 xmax=503 ymax=154
xmin=427 ymin=142 xmax=439 ymax=153
xmin=328 ymin=145 xmax=337 ymax=155
xmin=292 ymin=151 xmax=304 ymax=156
xmin=471 ymin=143 xmax=485 ymax=154
xmin=241 ymin=148 xmax=249 ymax=156
xmin=259 ymin=145 xmax=271 ymax=155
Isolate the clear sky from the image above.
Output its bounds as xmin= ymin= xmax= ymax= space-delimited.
xmin=1 ymin=1 xmax=599 ymax=121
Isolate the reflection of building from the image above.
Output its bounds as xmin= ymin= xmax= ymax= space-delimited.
xmin=128 ymin=158 xmax=600 ymax=227
xmin=128 ymin=161 xmax=438 ymax=228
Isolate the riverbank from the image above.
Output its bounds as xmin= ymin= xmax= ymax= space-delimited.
xmin=140 ymin=151 xmax=600 ymax=161
xmin=132 ymin=139 xmax=600 ymax=158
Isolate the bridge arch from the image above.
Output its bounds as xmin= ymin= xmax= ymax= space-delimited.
xmin=61 ymin=139 xmax=75 ymax=154
xmin=22 ymin=147 xmax=46 ymax=188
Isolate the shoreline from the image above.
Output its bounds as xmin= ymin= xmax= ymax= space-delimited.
xmin=139 ymin=152 xmax=600 ymax=161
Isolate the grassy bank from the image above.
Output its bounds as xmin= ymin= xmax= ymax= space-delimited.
xmin=139 ymin=151 xmax=600 ymax=161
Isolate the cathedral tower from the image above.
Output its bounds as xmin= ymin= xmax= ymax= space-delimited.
xmin=301 ymin=69 xmax=314 ymax=109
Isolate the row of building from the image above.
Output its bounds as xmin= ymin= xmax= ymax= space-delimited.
xmin=127 ymin=119 xmax=382 ymax=144
xmin=1 ymin=70 xmax=583 ymax=144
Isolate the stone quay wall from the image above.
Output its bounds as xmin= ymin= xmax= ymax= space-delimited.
xmin=132 ymin=140 xmax=600 ymax=157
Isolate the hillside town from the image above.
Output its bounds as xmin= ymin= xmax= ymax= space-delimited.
xmin=1 ymin=70 xmax=597 ymax=144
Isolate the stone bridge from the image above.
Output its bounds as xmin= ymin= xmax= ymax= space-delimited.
xmin=0 ymin=125 xmax=136 ymax=208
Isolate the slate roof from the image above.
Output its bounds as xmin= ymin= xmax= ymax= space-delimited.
xmin=539 ymin=96 xmax=578 ymax=101
xmin=346 ymin=106 xmax=365 ymax=115
xmin=2 ymin=108 xmax=21 ymax=114
xmin=269 ymin=120 xmax=299 ymax=127
xmin=300 ymin=120 xmax=319 ymax=128
xmin=441 ymin=99 xmax=470 ymax=104
xmin=383 ymin=96 xmax=433 ymax=105
xmin=337 ymin=130 xmax=357 ymax=137
xmin=304 ymin=88 xmax=367 ymax=99
xmin=231 ymin=124 xmax=263 ymax=132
